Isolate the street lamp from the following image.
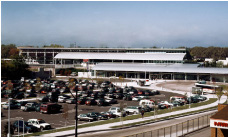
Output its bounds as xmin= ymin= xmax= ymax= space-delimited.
xmin=68 ymin=86 xmax=78 ymax=137
xmin=8 ymin=98 xmax=12 ymax=137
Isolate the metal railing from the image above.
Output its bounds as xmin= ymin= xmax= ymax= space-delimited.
xmin=124 ymin=112 xmax=215 ymax=137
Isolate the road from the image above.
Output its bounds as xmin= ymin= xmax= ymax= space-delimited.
xmin=76 ymin=110 xmax=215 ymax=137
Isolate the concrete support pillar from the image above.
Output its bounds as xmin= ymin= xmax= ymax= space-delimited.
xmin=138 ymin=73 xmax=140 ymax=79
xmin=161 ymin=72 xmax=163 ymax=79
xmin=94 ymin=70 xmax=97 ymax=77
xmin=223 ymin=76 xmax=226 ymax=83
xmin=44 ymin=52 xmax=46 ymax=64
xmin=145 ymin=72 xmax=146 ymax=79
xmin=52 ymin=52 xmax=55 ymax=64
xmin=149 ymin=72 xmax=151 ymax=80
xmin=185 ymin=73 xmax=187 ymax=80
xmin=210 ymin=74 xmax=212 ymax=83
xmin=36 ymin=51 xmax=37 ymax=60
xmin=173 ymin=73 xmax=175 ymax=80
xmin=126 ymin=72 xmax=128 ymax=78
xmin=197 ymin=74 xmax=199 ymax=81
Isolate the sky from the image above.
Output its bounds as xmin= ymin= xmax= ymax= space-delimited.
xmin=1 ymin=1 xmax=228 ymax=48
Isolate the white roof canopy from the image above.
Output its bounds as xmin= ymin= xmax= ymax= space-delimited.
xmin=54 ymin=52 xmax=185 ymax=61
xmin=92 ymin=63 xmax=228 ymax=74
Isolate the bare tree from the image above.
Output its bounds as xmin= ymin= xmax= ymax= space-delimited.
xmin=221 ymin=85 xmax=228 ymax=104
xmin=215 ymin=86 xmax=224 ymax=104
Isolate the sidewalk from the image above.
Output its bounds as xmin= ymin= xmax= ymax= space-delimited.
xmin=40 ymin=81 xmax=227 ymax=137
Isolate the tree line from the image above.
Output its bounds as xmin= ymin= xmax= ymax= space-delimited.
xmin=189 ymin=46 xmax=228 ymax=60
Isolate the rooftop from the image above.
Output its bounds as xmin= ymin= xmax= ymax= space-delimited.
xmin=54 ymin=52 xmax=185 ymax=61
xmin=92 ymin=63 xmax=228 ymax=74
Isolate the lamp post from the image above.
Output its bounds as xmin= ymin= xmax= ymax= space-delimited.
xmin=22 ymin=118 xmax=24 ymax=137
xmin=8 ymin=98 xmax=12 ymax=137
xmin=69 ymin=86 xmax=78 ymax=137
xmin=75 ymin=89 xmax=78 ymax=137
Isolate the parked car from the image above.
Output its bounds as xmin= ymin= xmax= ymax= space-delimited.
xmin=77 ymin=97 xmax=87 ymax=105
xmin=132 ymin=96 xmax=142 ymax=101
xmin=58 ymin=95 xmax=71 ymax=103
xmin=100 ymin=111 xmax=117 ymax=119
xmin=124 ymin=106 xmax=141 ymax=114
xmin=192 ymin=95 xmax=207 ymax=101
xmin=13 ymin=120 xmax=38 ymax=133
xmin=23 ymin=102 xmax=39 ymax=111
xmin=27 ymin=119 xmax=51 ymax=131
xmin=77 ymin=114 xmax=96 ymax=122
xmin=88 ymin=112 xmax=108 ymax=120
xmin=139 ymin=99 xmax=155 ymax=109
xmin=95 ymin=98 xmax=109 ymax=106
xmin=170 ymin=96 xmax=186 ymax=104
xmin=2 ymin=102 xmax=18 ymax=109
xmin=24 ymin=92 xmax=37 ymax=98
xmin=40 ymin=103 xmax=62 ymax=114
xmin=85 ymin=98 xmax=97 ymax=105
xmin=105 ymin=98 xmax=117 ymax=104
xmin=66 ymin=98 xmax=77 ymax=104
xmin=16 ymin=101 xmax=29 ymax=109
xmin=109 ymin=107 xmax=126 ymax=117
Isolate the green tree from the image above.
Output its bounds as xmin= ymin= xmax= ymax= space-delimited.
xmin=43 ymin=44 xmax=64 ymax=48
xmin=1 ymin=55 xmax=31 ymax=80
xmin=1 ymin=44 xmax=19 ymax=58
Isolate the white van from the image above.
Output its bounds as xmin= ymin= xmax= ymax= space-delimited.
xmin=139 ymin=99 xmax=155 ymax=108
xmin=108 ymin=107 xmax=126 ymax=117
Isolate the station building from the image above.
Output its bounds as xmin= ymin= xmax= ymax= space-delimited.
xmin=18 ymin=47 xmax=228 ymax=83
xmin=210 ymin=104 xmax=228 ymax=137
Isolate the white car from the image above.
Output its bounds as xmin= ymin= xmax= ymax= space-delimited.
xmin=124 ymin=106 xmax=141 ymax=114
xmin=58 ymin=95 xmax=71 ymax=103
xmin=28 ymin=119 xmax=51 ymax=131
xmin=159 ymin=101 xmax=174 ymax=107
xmin=132 ymin=96 xmax=142 ymax=101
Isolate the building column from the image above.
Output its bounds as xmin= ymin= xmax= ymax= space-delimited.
xmin=197 ymin=74 xmax=199 ymax=81
xmin=52 ymin=52 xmax=55 ymax=64
xmin=145 ymin=71 xmax=146 ymax=79
xmin=36 ymin=51 xmax=38 ymax=61
xmin=185 ymin=73 xmax=187 ymax=80
xmin=126 ymin=72 xmax=128 ymax=78
xmin=149 ymin=72 xmax=151 ymax=80
xmin=94 ymin=70 xmax=97 ymax=77
xmin=173 ymin=73 xmax=175 ymax=80
xmin=54 ymin=59 xmax=56 ymax=76
xmin=210 ymin=74 xmax=212 ymax=83
xmin=161 ymin=72 xmax=163 ymax=79
xmin=138 ymin=73 xmax=140 ymax=79
xmin=44 ymin=52 xmax=46 ymax=64
xmin=224 ymin=76 xmax=226 ymax=83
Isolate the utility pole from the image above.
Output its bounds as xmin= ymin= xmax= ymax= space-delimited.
xmin=8 ymin=98 xmax=12 ymax=137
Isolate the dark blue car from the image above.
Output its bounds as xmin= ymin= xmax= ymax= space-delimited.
xmin=13 ymin=120 xmax=38 ymax=133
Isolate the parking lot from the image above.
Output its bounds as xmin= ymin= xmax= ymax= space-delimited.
xmin=1 ymin=91 xmax=183 ymax=133
xmin=1 ymin=78 xmax=189 ymax=136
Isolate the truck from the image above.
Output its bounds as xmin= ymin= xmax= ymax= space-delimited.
xmin=27 ymin=119 xmax=51 ymax=131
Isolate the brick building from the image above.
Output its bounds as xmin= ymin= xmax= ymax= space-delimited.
xmin=210 ymin=104 xmax=228 ymax=137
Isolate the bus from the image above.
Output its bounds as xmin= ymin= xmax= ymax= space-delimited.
xmin=194 ymin=83 xmax=220 ymax=94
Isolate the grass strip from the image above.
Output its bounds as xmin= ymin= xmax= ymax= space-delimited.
xmin=23 ymin=98 xmax=217 ymax=136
